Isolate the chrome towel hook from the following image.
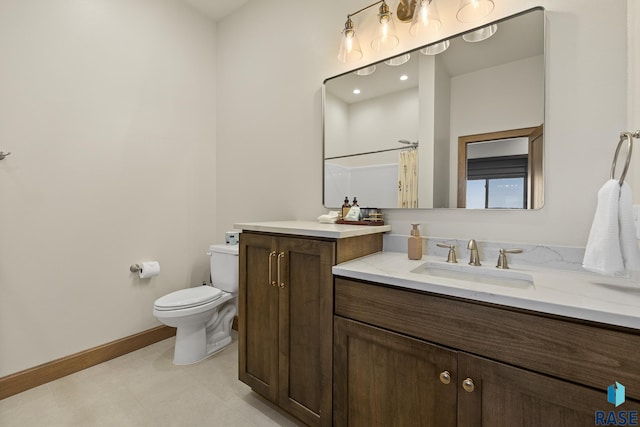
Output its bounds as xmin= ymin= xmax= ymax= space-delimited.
xmin=0 ymin=151 xmax=11 ymax=160
xmin=610 ymin=131 xmax=638 ymax=186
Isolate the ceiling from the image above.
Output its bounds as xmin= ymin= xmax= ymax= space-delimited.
xmin=179 ymin=0 xmax=248 ymax=21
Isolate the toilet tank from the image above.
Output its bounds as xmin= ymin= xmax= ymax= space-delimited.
xmin=208 ymin=244 xmax=239 ymax=293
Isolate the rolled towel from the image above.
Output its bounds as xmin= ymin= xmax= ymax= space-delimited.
xmin=317 ymin=211 xmax=339 ymax=224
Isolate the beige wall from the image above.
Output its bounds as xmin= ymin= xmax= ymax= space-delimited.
xmin=0 ymin=0 xmax=218 ymax=376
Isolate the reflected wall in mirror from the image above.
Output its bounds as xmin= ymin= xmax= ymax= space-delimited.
xmin=323 ymin=8 xmax=545 ymax=209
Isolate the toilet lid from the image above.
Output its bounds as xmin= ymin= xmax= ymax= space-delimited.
xmin=154 ymin=286 xmax=222 ymax=310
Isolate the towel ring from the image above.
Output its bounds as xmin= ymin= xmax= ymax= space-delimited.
xmin=610 ymin=132 xmax=634 ymax=186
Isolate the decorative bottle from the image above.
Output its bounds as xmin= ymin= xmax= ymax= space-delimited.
xmin=341 ymin=197 xmax=351 ymax=219
xmin=408 ymin=224 xmax=423 ymax=260
xmin=351 ymin=197 xmax=360 ymax=220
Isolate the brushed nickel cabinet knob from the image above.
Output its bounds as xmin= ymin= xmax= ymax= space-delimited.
xmin=439 ymin=370 xmax=451 ymax=384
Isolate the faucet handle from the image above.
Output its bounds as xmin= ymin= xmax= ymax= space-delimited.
xmin=436 ymin=243 xmax=457 ymax=263
xmin=496 ymin=248 xmax=523 ymax=269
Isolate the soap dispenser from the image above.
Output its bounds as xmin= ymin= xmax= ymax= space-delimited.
xmin=341 ymin=196 xmax=351 ymax=219
xmin=408 ymin=224 xmax=423 ymax=260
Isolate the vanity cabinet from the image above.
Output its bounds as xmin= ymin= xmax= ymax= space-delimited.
xmin=334 ymin=316 xmax=458 ymax=426
xmin=238 ymin=231 xmax=383 ymax=427
xmin=334 ymin=277 xmax=640 ymax=426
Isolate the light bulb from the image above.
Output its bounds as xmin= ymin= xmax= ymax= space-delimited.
xmin=409 ymin=0 xmax=442 ymax=37
xmin=371 ymin=2 xmax=399 ymax=52
xmin=338 ymin=17 xmax=363 ymax=63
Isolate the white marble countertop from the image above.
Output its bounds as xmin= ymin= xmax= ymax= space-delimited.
xmin=333 ymin=251 xmax=640 ymax=330
xmin=233 ymin=220 xmax=391 ymax=239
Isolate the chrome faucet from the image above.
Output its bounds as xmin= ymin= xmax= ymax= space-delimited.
xmin=467 ymin=239 xmax=481 ymax=266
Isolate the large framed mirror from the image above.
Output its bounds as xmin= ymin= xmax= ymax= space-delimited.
xmin=323 ymin=7 xmax=545 ymax=209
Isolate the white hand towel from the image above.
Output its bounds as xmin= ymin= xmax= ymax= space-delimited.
xmin=317 ymin=211 xmax=339 ymax=224
xmin=619 ymin=182 xmax=640 ymax=272
xmin=583 ymin=180 xmax=625 ymax=275
xmin=583 ymin=179 xmax=640 ymax=276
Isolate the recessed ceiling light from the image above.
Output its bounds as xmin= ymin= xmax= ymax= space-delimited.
xmin=353 ymin=89 xmax=361 ymax=94
xmin=400 ymin=75 xmax=408 ymax=81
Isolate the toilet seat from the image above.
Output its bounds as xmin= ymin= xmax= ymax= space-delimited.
xmin=154 ymin=286 xmax=222 ymax=311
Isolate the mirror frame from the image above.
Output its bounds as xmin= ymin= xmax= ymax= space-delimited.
xmin=322 ymin=7 xmax=546 ymax=211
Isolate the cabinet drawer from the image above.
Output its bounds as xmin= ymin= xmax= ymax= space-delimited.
xmin=335 ymin=277 xmax=640 ymax=400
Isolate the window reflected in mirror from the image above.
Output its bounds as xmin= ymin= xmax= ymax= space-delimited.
xmin=458 ymin=125 xmax=543 ymax=209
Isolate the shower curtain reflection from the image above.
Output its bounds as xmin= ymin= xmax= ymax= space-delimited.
xmin=398 ymin=149 xmax=418 ymax=208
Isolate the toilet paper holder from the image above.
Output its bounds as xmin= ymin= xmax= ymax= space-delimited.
xmin=130 ymin=264 xmax=142 ymax=273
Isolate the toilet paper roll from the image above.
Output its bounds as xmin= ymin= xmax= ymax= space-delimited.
xmin=139 ymin=261 xmax=160 ymax=279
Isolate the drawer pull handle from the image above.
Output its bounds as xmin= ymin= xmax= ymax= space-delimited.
xmin=439 ymin=371 xmax=451 ymax=385
xmin=268 ymin=251 xmax=277 ymax=286
xmin=462 ymin=378 xmax=475 ymax=393
xmin=277 ymin=252 xmax=285 ymax=288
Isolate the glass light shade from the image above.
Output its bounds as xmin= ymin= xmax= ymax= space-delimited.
xmin=338 ymin=25 xmax=363 ymax=63
xmin=462 ymin=24 xmax=497 ymax=42
xmin=409 ymin=0 xmax=442 ymax=37
xmin=353 ymin=65 xmax=376 ymax=76
xmin=370 ymin=4 xmax=399 ymax=52
xmin=420 ymin=40 xmax=450 ymax=55
xmin=384 ymin=53 xmax=411 ymax=66
xmin=456 ymin=0 xmax=495 ymax=23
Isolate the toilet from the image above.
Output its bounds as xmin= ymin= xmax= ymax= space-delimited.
xmin=153 ymin=243 xmax=239 ymax=365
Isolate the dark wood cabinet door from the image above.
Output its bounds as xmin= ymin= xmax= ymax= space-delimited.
xmin=238 ymin=232 xmax=279 ymax=401
xmin=458 ymin=352 xmax=640 ymax=427
xmin=278 ymin=236 xmax=335 ymax=427
xmin=334 ymin=317 xmax=458 ymax=427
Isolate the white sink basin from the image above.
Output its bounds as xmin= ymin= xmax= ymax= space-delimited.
xmin=410 ymin=261 xmax=534 ymax=289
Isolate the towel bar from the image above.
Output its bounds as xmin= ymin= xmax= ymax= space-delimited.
xmin=610 ymin=130 xmax=639 ymax=186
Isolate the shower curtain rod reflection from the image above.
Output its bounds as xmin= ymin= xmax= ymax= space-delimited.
xmin=325 ymin=140 xmax=418 ymax=160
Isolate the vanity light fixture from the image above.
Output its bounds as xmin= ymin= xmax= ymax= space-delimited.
xmin=338 ymin=1 xmax=398 ymax=63
xmin=338 ymin=16 xmax=363 ymax=63
xmin=456 ymin=0 xmax=495 ymax=23
xmin=353 ymin=88 xmax=361 ymax=94
xmin=371 ymin=1 xmax=399 ymax=52
xmin=462 ymin=24 xmax=497 ymax=42
xmin=338 ymin=0 xmax=496 ymax=63
xmin=400 ymin=74 xmax=409 ymax=81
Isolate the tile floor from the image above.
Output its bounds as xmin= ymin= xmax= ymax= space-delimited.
xmin=0 ymin=334 xmax=306 ymax=426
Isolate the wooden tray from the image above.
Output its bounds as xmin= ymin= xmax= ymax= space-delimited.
xmin=336 ymin=219 xmax=386 ymax=226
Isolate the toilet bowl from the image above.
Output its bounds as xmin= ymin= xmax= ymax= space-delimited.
xmin=153 ymin=243 xmax=239 ymax=365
